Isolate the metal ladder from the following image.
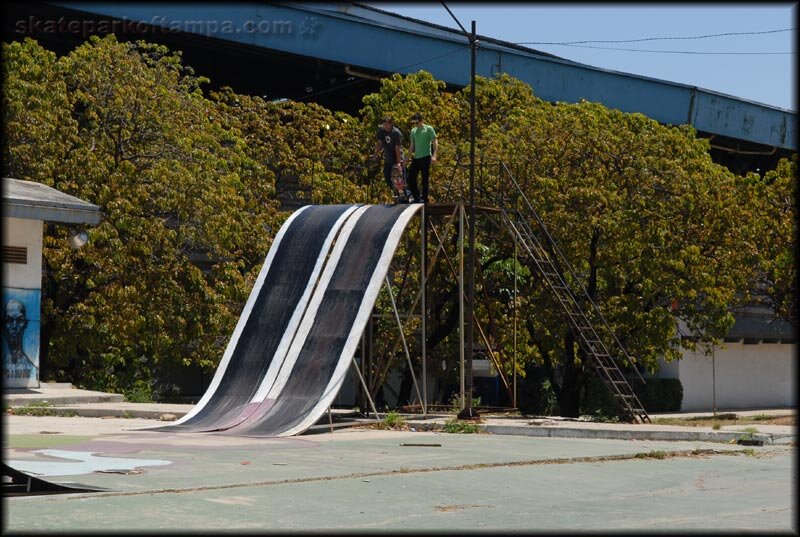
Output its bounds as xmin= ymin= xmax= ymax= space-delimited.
xmin=497 ymin=164 xmax=651 ymax=423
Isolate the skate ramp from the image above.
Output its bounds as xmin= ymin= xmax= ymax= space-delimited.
xmin=151 ymin=204 xmax=358 ymax=432
xmin=149 ymin=203 xmax=421 ymax=438
xmin=223 ymin=203 xmax=422 ymax=437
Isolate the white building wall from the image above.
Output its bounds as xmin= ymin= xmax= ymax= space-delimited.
xmin=675 ymin=342 xmax=796 ymax=411
xmin=2 ymin=217 xmax=42 ymax=289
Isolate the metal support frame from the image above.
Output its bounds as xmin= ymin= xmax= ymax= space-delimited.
xmin=360 ymin=209 xmax=445 ymax=415
xmin=460 ymin=19 xmax=479 ymax=420
xmin=513 ymin=235 xmax=518 ymax=409
xmin=421 ymin=205 xmax=428 ymax=416
xmin=351 ymin=356 xmax=381 ymax=420
xmin=357 ymin=201 xmax=528 ymax=415
xmin=365 ymin=206 xmax=459 ymax=413
xmin=429 ymin=218 xmax=512 ymax=402
xmin=343 ymin=155 xmax=648 ymax=419
xmin=459 ymin=203 xmax=465 ymax=409
xmin=384 ymin=274 xmax=425 ymax=414
xmin=441 ymin=2 xmax=479 ymax=420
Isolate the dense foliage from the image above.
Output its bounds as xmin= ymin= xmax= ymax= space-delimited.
xmin=3 ymin=36 xmax=283 ymax=399
xmin=3 ymin=36 xmax=794 ymax=412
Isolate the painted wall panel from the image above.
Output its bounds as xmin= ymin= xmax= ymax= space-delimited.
xmin=2 ymin=217 xmax=42 ymax=290
xmin=2 ymin=287 xmax=41 ymax=388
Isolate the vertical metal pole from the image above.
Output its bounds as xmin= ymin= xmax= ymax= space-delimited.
xmin=368 ymin=316 xmax=373 ymax=410
xmin=513 ymin=237 xmax=518 ymax=410
xmin=459 ymin=203 xmax=465 ymax=410
xmin=460 ymin=20 xmax=479 ymax=419
xmin=361 ymin=324 xmax=367 ymax=414
xmin=352 ymin=357 xmax=381 ymax=421
xmin=712 ymin=346 xmax=717 ymax=418
xmin=421 ymin=207 xmax=428 ymax=416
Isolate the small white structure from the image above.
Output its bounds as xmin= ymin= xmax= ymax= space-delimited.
xmin=659 ymin=308 xmax=796 ymax=411
xmin=2 ymin=178 xmax=101 ymax=388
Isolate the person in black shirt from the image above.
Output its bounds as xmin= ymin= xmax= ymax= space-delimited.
xmin=373 ymin=116 xmax=404 ymax=194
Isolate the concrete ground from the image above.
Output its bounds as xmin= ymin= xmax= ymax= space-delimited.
xmin=2 ymin=385 xmax=797 ymax=532
xmin=4 ymin=383 xmax=796 ymax=444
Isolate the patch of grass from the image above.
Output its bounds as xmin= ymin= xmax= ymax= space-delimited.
xmin=581 ymin=410 xmax=621 ymax=423
xmin=9 ymin=406 xmax=76 ymax=417
xmin=740 ymin=426 xmax=760 ymax=439
xmin=371 ymin=410 xmax=407 ymax=430
xmin=122 ymin=410 xmax=135 ymax=419
xmin=699 ymin=413 xmax=737 ymax=421
xmin=25 ymin=401 xmax=54 ymax=408
xmin=13 ymin=401 xmax=77 ymax=417
xmin=712 ymin=422 xmax=721 ymax=430
xmin=448 ymin=394 xmax=481 ymax=414
xmin=635 ymin=450 xmax=668 ymax=460
xmin=441 ymin=419 xmax=481 ymax=434
xmin=741 ymin=448 xmax=757 ymax=457
xmin=384 ymin=410 xmax=406 ymax=429
xmin=653 ymin=415 xmax=794 ymax=428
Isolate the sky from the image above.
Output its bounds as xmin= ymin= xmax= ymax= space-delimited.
xmin=373 ymin=3 xmax=796 ymax=111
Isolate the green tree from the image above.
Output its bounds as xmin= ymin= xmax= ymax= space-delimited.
xmin=740 ymin=157 xmax=797 ymax=320
xmin=479 ymin=92 xmax=760 ymax=415
xmin=3 ymin=35 xmax=281 ymax=398
xmin=2 ymin=38 xmax=77 ymax=184
xmin=211 ymin=88 xmax=368 ymax=206
xmin=359 ymin=72 xmax=789 ymax=416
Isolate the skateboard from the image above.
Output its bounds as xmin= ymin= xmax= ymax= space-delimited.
xmin=391 ymin=164 xmax=412 ymax=204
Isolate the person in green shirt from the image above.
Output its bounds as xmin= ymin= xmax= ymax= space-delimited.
xmin=406 ymin=112 xmax=438 ymax=204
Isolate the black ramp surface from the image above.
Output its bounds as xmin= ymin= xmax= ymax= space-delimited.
xmin=151 ymin=205 xmax=357 ymax=432
xmin=224 ymin=203 xmax=421 ymax=437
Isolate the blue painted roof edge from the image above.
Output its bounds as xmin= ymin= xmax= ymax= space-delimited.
xmin=48 ymin=1 xmax=797 ymax=149
xmin=334 ymin=2 xmax=797 ymax=115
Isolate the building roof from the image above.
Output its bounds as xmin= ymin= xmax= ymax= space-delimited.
xmin=723 ymin=307 xmax=797 ymax=344
xmin=335 ymin=2 xmax=796 ymax=151
xmin=2 ymin=178 xmax=102 ymax=225
xmin=49 ymin=2 xmax=796 ymax=153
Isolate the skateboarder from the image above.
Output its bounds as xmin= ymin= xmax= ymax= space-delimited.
xmin=373 ymin=116 xmax=412 ymax=203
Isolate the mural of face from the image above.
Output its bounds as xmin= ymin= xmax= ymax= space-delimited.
xmin=3 ymin=299 xmax=28 ymax=362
